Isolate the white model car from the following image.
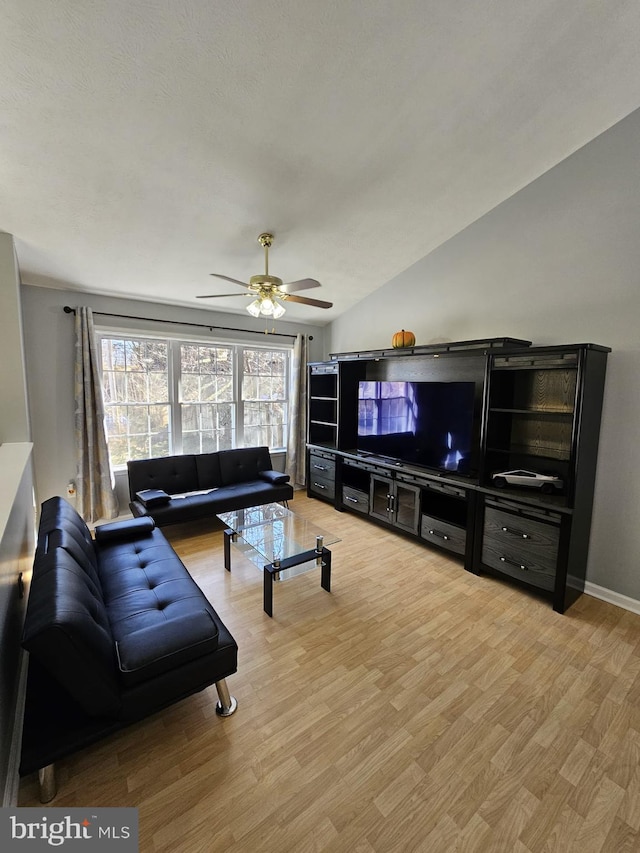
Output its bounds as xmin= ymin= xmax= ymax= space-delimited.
xmin=491 ymin=469 xmax=563 ymax=494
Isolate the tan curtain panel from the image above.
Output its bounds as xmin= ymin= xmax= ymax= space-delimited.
xmin=285 ymin=333 xmax=308 ymax=487
xmin=74 ymin=306 xmax=119 ymax=522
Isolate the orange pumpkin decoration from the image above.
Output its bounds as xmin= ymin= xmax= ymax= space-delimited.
xmin=392 ymin=329 xmax=416 ymax=349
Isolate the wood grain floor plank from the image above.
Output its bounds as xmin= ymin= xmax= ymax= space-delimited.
xmin=16 ymin=494 xmax=640 ymax=852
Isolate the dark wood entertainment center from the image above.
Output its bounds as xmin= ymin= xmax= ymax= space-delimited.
xmin=306 ymin=337 xmax=610 ymax=613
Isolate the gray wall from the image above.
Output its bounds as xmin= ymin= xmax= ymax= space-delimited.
xmin=20 ymin=285 xmax=327 ymax=513
xmin=327 ymin=107 xmax=640 ymax=601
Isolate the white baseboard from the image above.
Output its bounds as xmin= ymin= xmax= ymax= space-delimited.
xmin=568 ymin=576 xmax=640 ymax=616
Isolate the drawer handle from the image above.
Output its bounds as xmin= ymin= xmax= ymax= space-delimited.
xmin=313 ymin=464 xmax=329 ymax=471
xmin=501 ymin=525 xmax=531 ymax=540
xmin=428 ymin=529 xmax=450 ymax=541
xmin=344 ymin=496 xmax=360 ymax=504
xmin=313 ymin=482 xmax=327 ymax=490
xmin=500 ymin=556 xmax=529 ymax=571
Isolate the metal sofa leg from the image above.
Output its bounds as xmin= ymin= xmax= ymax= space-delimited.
xmin=214 ymin=679 xmax=238 ymax=717
xmin=38 ymin=763 xmax=57 ymax=803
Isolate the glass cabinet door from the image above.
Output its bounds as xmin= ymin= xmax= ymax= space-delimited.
xmin=394 ymin=482 xmax=420 ymax=534
xmin=369 ymin=476 xmax=420 ymax=534
xmin=370 ymin=475 xmax=393 ymax=523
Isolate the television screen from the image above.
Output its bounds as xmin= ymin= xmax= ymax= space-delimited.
xmin=357 ymin=380 xmax=477 ymax=474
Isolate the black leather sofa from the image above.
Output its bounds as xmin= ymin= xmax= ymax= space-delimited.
xmin=127 ymin=446 xmax=293 ymax=526
xmin=20 ymin=496 xmax=238 ymax=802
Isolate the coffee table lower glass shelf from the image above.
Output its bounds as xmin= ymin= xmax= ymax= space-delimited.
xmin=216 ymin=503 xmax=340 ymax=617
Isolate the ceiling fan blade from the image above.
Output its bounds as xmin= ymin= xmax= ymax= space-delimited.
xmin=209 ymin=274 xmax=251 ymax=288
xmin=279 ymin=278 xmax=322 ymax=293
xmin=284 ymin=293 xmax=333 ymax=309
xmin=196 ymin=293 xmax=251 ymax=299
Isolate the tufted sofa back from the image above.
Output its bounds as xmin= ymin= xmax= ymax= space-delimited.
xmin=127 ymin=447 xmax=275 ymax=496
xmin=218 ymin=446 xmax=273 ymax=485
xmin=127 ymin=454 xmax=199 ymax=500
xmin=22 ymin=545 xmax=121 ymax=716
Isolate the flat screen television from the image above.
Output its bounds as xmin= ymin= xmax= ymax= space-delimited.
xmin=356 ymin=380 xmax=478 ymax=475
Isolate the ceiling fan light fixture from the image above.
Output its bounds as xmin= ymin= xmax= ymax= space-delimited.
xmin=245 ymin=294 xmax=286 ymax=319
xmin=260 ymin=297 xmax=275 ymax=315
xmin=271 ymin=299 xmax=286 ymax=319
xmin=246 ymin=298 xmax=262 ymax=318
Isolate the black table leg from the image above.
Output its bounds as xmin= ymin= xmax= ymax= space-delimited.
xmin=320 ymin=548 xmax=331 ymax=593
xmin=263 ymin=562 xmax=276 ymax=617
xmin=223 ymin=529 xmax=234 ymax=571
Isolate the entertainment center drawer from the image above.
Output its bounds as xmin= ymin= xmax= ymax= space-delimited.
xmin=309 ymin=473 xmax=335 ymax=500
xmin=309 ymin=454 xmax=336 ymax=480
xmin=342 ymin=486 xmax=369 ymax=514
xmin=420 ymin=514 xmax=466 ymax=556
xmin=482 ymin=506 xmax=560 ymax=591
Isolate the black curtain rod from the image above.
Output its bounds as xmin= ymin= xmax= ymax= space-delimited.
xmin=62 ymin=306 xmax=307 ymax=340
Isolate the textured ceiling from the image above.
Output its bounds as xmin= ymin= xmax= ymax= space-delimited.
xmin=2 ymin=1 xmax=640 ymax=325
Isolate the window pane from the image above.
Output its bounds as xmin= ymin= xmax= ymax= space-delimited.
xmin=182 ymin=432 xmax=200 ymax=454
xmin=200 ymin=376 xmax=217 ymax=402
xmin=129 ymin=435 xmax=150 ymax=459
xmin=102 ymin=371 xmax=126 ymax=403
xmin=127 ymin=405 xmax=149 ymax=434
xmin=144 ymin=342 xmax=167 ymax=371
xmin=148 ymin=372 xmax=168 ymax=401
xmin=182 ymin=404 xmax=198 ymax=432
xmin=107 ymin=437 xmax=129 ymax=468
xmin=242 ymin=376 xmax=259 ymax=400
xmin=181 ymin=344 xmax=199 ymax=372
xmin=125 ymin=340 xmax=145 ymax=371
xmin=181 ymin=374 xmax=200 ymax=402
xmin=151 ymin=432 xmax=170 ymax=457
xmin=149 ymin=405 xmax=169 ymax=433
xmin=126 ymin=373 xmax=148 ymax=402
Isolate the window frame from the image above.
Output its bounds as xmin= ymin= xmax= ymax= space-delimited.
xmin=97 ymin=329 xmax=292 ymax=470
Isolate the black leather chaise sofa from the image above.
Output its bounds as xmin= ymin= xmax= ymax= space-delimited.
xmin=127 ymin=446 xmax=293 ymax=526
xmin=20 ymin=496 xmax=238 ymax=802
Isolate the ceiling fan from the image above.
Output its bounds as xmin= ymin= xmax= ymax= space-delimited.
xmin=197 ymin=233 xmax=333 ymax=319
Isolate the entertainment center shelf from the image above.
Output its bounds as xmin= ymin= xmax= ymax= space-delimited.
xmin=307 ymin=340 xmax=610 ymax=613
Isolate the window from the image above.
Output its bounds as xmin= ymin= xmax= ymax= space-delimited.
xmin=99 ymin=334 xmax=290 ymax=469
xmin=180 ymin=343 xmax=235 ymax=453
xmin=101 ymin=339 xmax=170 ymax=467
xmin=242 ymin=348 xmax=288 ymax=449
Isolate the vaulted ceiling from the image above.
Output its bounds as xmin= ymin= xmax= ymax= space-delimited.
xmin=3 ymin=1 xmax=640 ymax=324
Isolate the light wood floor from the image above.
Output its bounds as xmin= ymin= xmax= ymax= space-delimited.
xmin=19 ymin=493 xmax=640 ymax=852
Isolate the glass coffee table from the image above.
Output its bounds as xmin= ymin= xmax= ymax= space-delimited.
xmin=216 ymin=502 xmax=340 ymax=617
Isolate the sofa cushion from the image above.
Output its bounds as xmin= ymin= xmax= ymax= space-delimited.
xmin=218 ymin=446 xmax=273 ymax=485
xmin=130 ymin=492 xmax=219 ymax=525
xmin=115 ymin=610 xmax=219 ymax=687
